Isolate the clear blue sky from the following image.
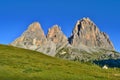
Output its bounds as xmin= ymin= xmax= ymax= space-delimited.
xmin=0 ymin=0 xmax=120 ymax=52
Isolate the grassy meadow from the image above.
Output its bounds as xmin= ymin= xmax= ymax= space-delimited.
xmin=0 ymin=45 xmax=120 ymax=80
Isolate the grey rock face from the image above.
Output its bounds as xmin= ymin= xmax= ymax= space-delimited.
xmin=56 ymin=47 xmax=120 ymax=62
xmin=11 ymin=22 xmax=56 ymax=56
xmin=47 ymin=25 xmax=68 ymax=50
xmin=36 ymin=40 xmax=56 ymax=56
xmin=11 ymin=18 xmax=119 ymax=62
xmin=56 ymin=17 xmax=118 ymax=62
xmin=69 ymin=17 xmax=114 ymax=50
xmin=11 ymin=22 xmax=47 ymax=48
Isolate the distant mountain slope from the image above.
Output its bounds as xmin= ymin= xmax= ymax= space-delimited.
xmin=56 ymin=47 xmax=120 ymax=62
xmin=11 ymin=17 xmax=120 ymax=62
xmin=0 ymin=44 xmax=120 ymax=80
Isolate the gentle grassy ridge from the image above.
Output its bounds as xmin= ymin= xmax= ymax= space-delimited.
xmin=0 ymin=45 xmax=120 ymax=80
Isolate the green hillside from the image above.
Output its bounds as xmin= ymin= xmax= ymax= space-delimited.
xmin=0 ymin=45 xmax=120 ymax=80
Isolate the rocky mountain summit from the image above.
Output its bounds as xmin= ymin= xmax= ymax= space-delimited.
xmin=11 ymin=22 xmax=47 ymax=48
xmin=11 ymin=22 xmax=68 ymax=56
xmin=47 ymin=25 xmax=68 ymax=50
xmin=11 ymin=17 xmax=120 ymax=62
xmin=11 ymin=22 xmax=56 ymax=56
xmin=69 ymin=17 xmax=114 ymax=50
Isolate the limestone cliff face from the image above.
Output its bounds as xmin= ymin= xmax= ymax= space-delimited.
xmin=47 ymin=25 xmax=68 ymax=50
xmin=11 ymin=22 xmax=56 ymax=56
xmin=11 ymin=22 xmax=47 ymax=48
xmin=56 ymin=17 xmax=116 ymax=62
xmin=11 ymin=18 xmax=117 ymax=61
xmin=69 ymin=17 xmax=114 ymax=50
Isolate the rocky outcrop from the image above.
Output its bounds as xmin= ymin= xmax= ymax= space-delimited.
xmin=47 ymin=25 xmax=68 ymax=50
xmin=11 ymin=22 xmax=56 ymax=56
xmin=11 ymin=22 xmax=47 ymax=48
xmin=56 ymin=17 xmax=118 ymax=62
xmin=11 ymin=23 xmax=68 ymax=56
xmin=56 ymin=47 xmax=120 ymax=62
xmin=69 ymin=17 xmax=114 ymax=50
xmin=11 ymin=17 xmax=119 ymax=62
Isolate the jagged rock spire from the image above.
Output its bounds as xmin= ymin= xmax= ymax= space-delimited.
xmin=11 ymin=22 xmax=47 ymax=48
xmin=69 ymin=17 xmax=114 ymax=50
xmin=47 ymin=25 xmax=68 ymax=49
xmin=11 ymin=22 xmax=57 ymax=56
xmin=27 ymin=22 xmax=42 ymax=31
xmin=11 ymin=17 xmax=115 ymax=59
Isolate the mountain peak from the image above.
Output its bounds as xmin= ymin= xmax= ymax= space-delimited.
xmin=73 ymin=17 xmax=97 ymax=34
xmin=47 ymin=25 xmax=68 ymax=49
xmin=70 ymin=18 xmax=114 ymax=50
xmin=11 ymin=18 xmax=115 ymax=60
xmin=82 ymin=17 xmax=91 ymax=21
xmin=48 ymin=25 xmax=61 ymax=33
xmin=77 ymin=17 xmax=92 ymax=24
xmin=47 ymin=25 xmax=61 ymax=39
xmin=28 ymin=22 xmax=41 ymax=31
xmin=11 ymin=21 xmax=47 ymax=48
